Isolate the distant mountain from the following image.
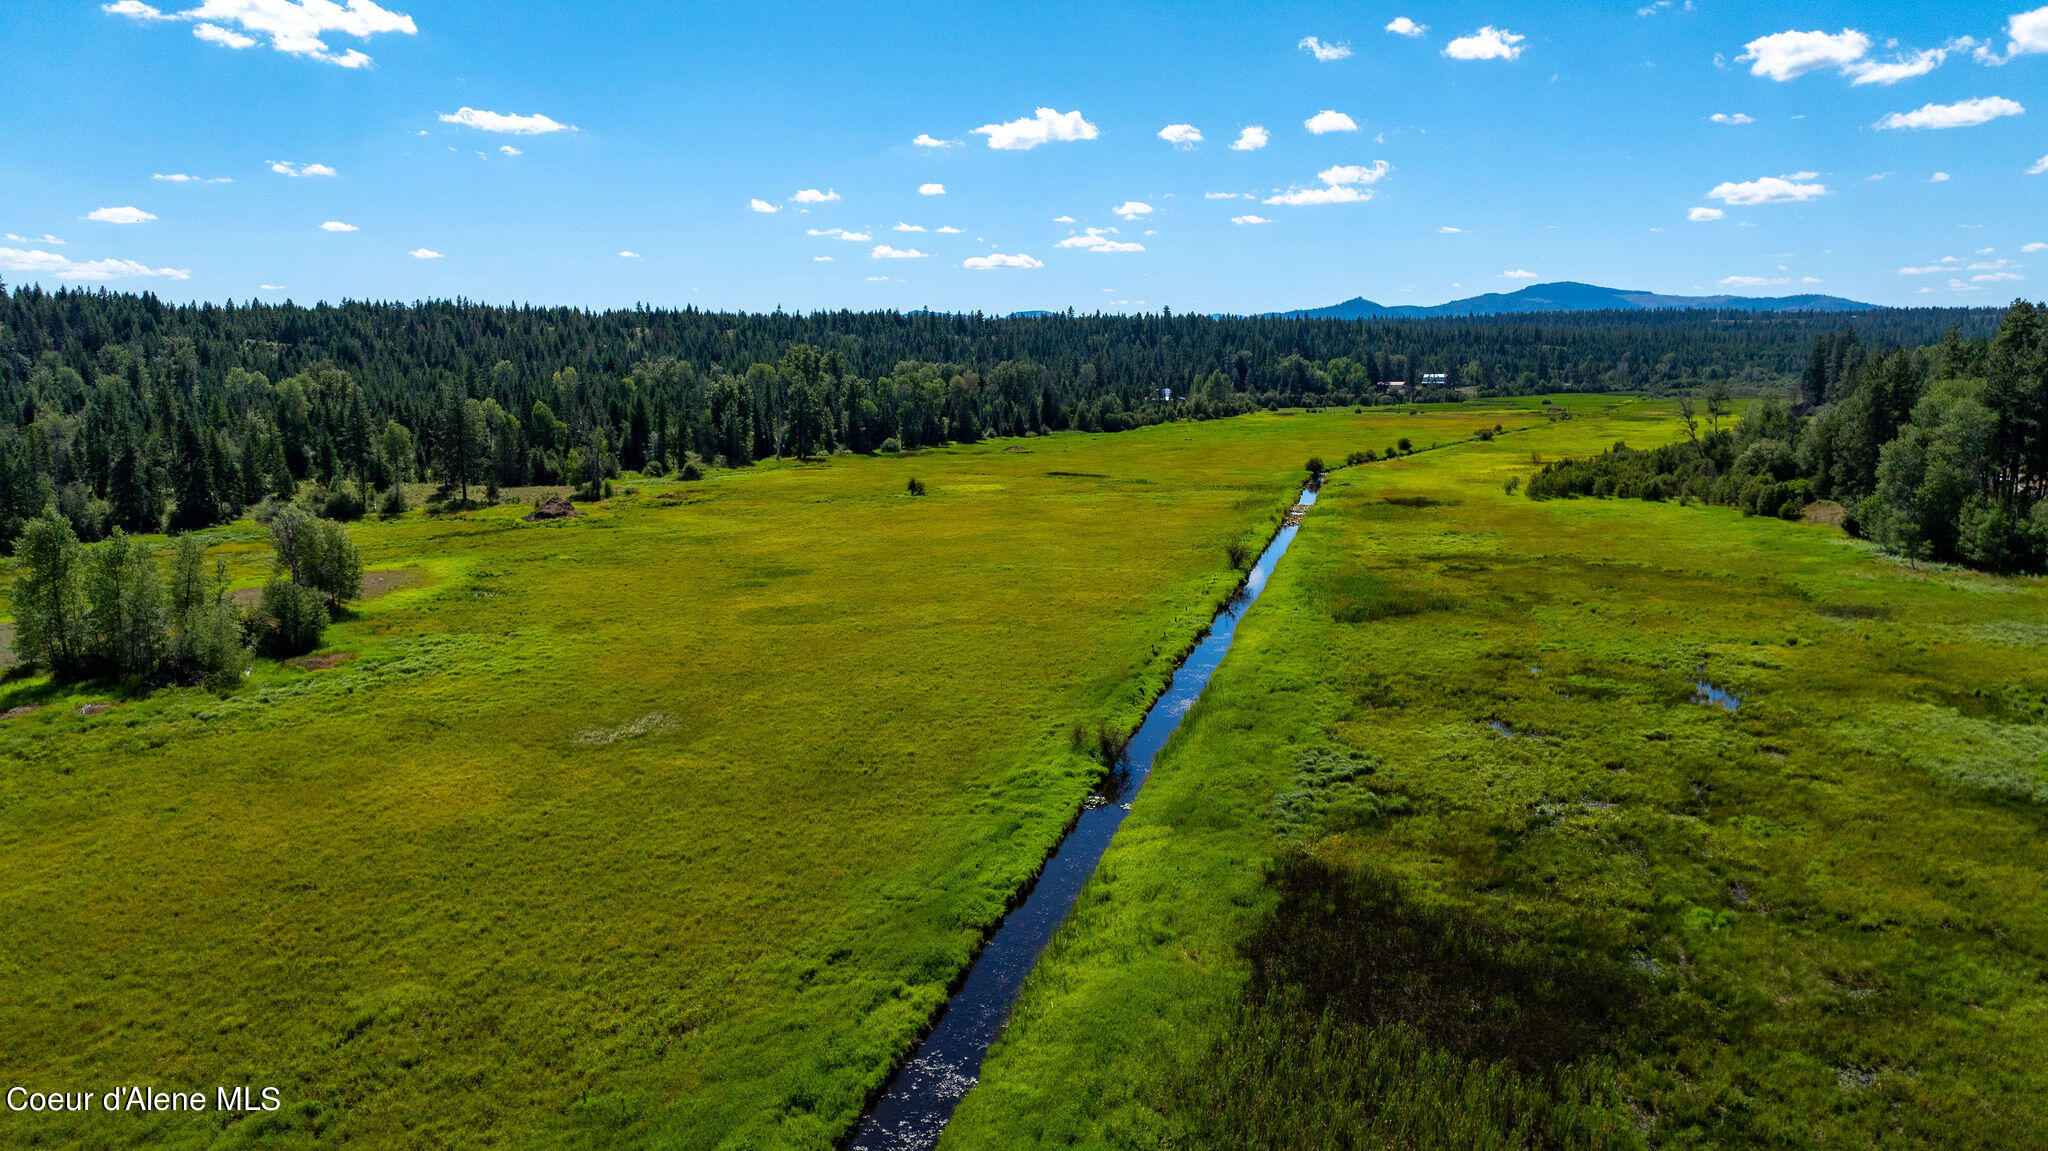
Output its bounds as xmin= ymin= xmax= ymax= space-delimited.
xmin=1270 ymin=281 xmax=1878 ymax=320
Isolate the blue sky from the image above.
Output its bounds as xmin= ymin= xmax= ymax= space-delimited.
xmin=2 ymin=1 xmax=2044 ymax=313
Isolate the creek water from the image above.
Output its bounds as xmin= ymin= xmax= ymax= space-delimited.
xmin=847 ymin=484 xmax=1320 ymax=1151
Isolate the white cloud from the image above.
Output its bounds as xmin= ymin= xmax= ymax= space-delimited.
xmin=1230 ymin=125 xmax=1270 ymax=151
xmin=972 ymin=107 xmax=1099 ymax=150
xmin=791 ymin=188 xmax=841 ymax=203
xmin=1230 ymin=215 xmax=1272 ymax=225
xmin=1386 ymin=17 xmax=1426 ymax=37
xmin=1688 ymin=206 xmax=1726 ymax=221
xmin=1930 ymin=171 xmax=1951 ymax=182
xmin=2031 ymin=154 xmax=2048 ymax=175
xmin=2023 ymin=241 xmax=2048 ymax=252
xmin=935 ymin=226 xmax=962 ymax=233
xmin=870 ymin=245 xmax=929 ymax=259
xmin=1721 ymin=275 xmax=1790 ymax=287
xmin=1737 ymin=29 xmax=1871 ymax=81
xmin=1112 ymin=201 xmax=1153 ymax=220
xmin=3 ymin=234 xmax=66 ymax=245
xmin=911 ymin=133 xmax=956 ymax=148
xmin=813 ymin=256 xmax=833 ymax=262
xmin=1977 ymin=5 xmax=2048 ymax=64
xmin=269 ymin=160 xmax=336 ymax=177
xmin=1876 ymin=96 xmax=2024 ymax=130
xmin=104 ymin=0 xmax=414 ymax=66
xmin=0 ymin=246 xmax=191 ymax=280
xmin=1299 ymin=36 xmax=1352 ymax=62
xmin=192 ymin=21 xmax=255 ymax=47
xmin=617 ymin=250 xmax=640 ymax=259
xmin=893 ymin=222 xmax=926 ymax=232
xmin=151 ymin=172 xmax=231 ymax=182
xmin=1845 ymin=46 xmax=1951 ymax=85
xmin=1707 ymin=175 xmax=1828 ymax=205
xmin=1501 ymin=269 xmax=1538 ymax=279
xmin=962 ymin=252 xmax=1043 ymax=269
xmin=1205 ymin=192 xmax=1241 ymax=199
xmin=1058 ymin=227 xmax=1145 ymax=253
xmin=806 ymin=228 xmax=872 ymax=241
xmin=1318 ymin=161 xmax=1392 ymax=185
xmin=1709 ymin=113 xmax=1756 ymax=125
xmin=750 ymin=199 xmax=781 ymax=213
xmin=439 ymin=107 xmax=574 ymax=134
xmin=87 ymin=206 xmax=156 ymax=224
xmin=1304 ymin=110 xmax=1358 ymax=134
xmin=1437 ymin=226 xmax=1463 ymax=233
xmin=499 ymin=145 xmax=520 ymax=156
xmin=408 ymin=247 xmax=441 ymax=258
xmin=1976 ymin=271 xmax=2025 ymax=282
xmin=918 ymin=182 xmax=945 ymax=196
xmin=319 ymin=220 xmax=357 ymax=231
xmin=1052 ymin=215 xmax=1075 ymax=223
xmin=259 ymin=283 xmax=283 ymax=290
xmin=1444 ymin=26 xmax=1525 ymax=61
xmin=1158 ymin=123 xmax=1203 ymax=148
xmin=1266 ymin=185 xmax=1372 ymax=206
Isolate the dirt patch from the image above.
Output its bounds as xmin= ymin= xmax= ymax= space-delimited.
xmin=1283 ymin=504 xmax=1311 ymax=526
xmin=362 ymin=567 xmax=427 ymax=600
xmin=525 ymin=495 xmax=581 ymax=521
xmin=77 ymin=702 xmax=117 ymax=716
xmin=1003 ymin=446 xmax=1031 ymax=453
xmin=289 ymin=651 xmax=359 ymax=671
xmin=232 ymin=586 xmax=263 ymax=607
xmin=0 ymin=622 xmax=14 ymax=673
xmin=2 ymin=706 xmax=40 ymax=721
xmin=1803 ymin=501 xmax=1848 ymax=527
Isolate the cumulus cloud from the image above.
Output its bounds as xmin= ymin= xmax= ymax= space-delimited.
xmin=1706 ymin=175 xmax=1829 ymax=204
xmin=750 ymin=199 xmax=781 ymax=213
xmin=1059 ymin=227 xmax=1145 ymax=253
xmin=911 ymin=133 xmax=956 ymax=148
xmin=2031 ymin=154 xmax=2048 ymax=174
xmin=2023 ymin=242 xmax=2048 ymax=252
xmin=1205 ymin=192 xmax=1241 ymax=200
xmin=790 ymin=188 xmax=841 ymax=203
xmin=1444 ymin=26 xmax=1525 ymax=61
xmin=893 ymin=222 xmax=926 ymax=232
xmin=105 ymin=0 xmax=412 ymax=66
xmin=499 ymin=145 xmax=520 ymax=156
xmin=1501 ymin=269 xmax=1538 ymax=279
xmin=813 ymin=256 xmax=833 ymax=262
xmin=618 ymin=251 xmax=640 ymax=258
xmin=1230 ymin=215 xmax=1272 ymax=225
xmin=918 ymin=182 xmax=945 ymax=195
xmin=408 ymin=247 xmax=441 ymax=258
xmin=259 ymin=283 xmax=283 ymax=290
xmin=1738 ymin=29 xmax=1871 ymax=81
xmin=3 ymin=234 xmax=66 ymax=245
xmin=319 ymin=220 xmax=357 ymax=231
xmin=1931 ymin=171 xmax=1952 ymax=182
xmin=1876 ymin=96 xmax=2025 ymax=130
xmin=1319 ymin=161 xmax=1392 ymax=186
xmin=1721 ymin=275 xmax=1790 ymax=287
xmin=934 ymin=225 xmax=962 ymax=233
xmin=0 ymin=245 xmax=191 ymax=280
xmin=1230 ymin=125 xmax=1270 ymax=151
xmin=440 ymin=107 xmax=573 ymax=134
xmin=1688 ymin=206 xmax=1726 ymax=221
xmin=192 ymin=20 xmax=255 ymax=47
xmin=1299 ymin=36 xmax=1352 ymax=61
xmin=1158 ymin=123 xmax=1203 ymax=148
xmin=806 ymin=228 xmax=872 ymax=241
xmin=87 ymin=206 xmax=156 ymax=224
xmin=270 ymin=160 xmax=336 ymax=177
xmin=1437 ymin=226 xmax=1463 ymax=233
xmin=152 ymin=172 xmax=231 ymax=182
xmin=1266 ymin=185 xmax=1373 ymax=206
xmin=1977 ymin=5 xmax=2048 ymax=64
xmin=870 ymin=245 xmax=929 ymax=259
xmin=1709 ymin=113 xmax=1755 ymax=125
xmin=1976 ymin=271 xmax=2025 ymax=282
xmin=1386 ymin=17 xmax=1426 ymax=37
xmin=962 ymin=252 xmax=1043 ymax=269
xmin=1304 ymin=110 xmax=1359 ymax=134
xmin=1846 ymin=46 xmax=1953 ymax=85
xmin=1112 ymin=201 xmax=1153 ymax=220
xmin=972 ymin=107 xmax=1098 ymax=150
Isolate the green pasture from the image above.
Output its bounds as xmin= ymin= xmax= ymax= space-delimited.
xmin=947 ymin=399 xmax=2048 ymax=1149
xmin=0 ymin=403 xmax=1553 ymax=1149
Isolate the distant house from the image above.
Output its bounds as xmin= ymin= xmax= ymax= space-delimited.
xmin=1421 ymin=372 xmax=1449 ymax=388
xmin=1379 ymin=380 xmax=1406 ymax=390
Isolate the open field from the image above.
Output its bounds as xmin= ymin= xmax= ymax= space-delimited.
xmin=1 ymin=403 xmax=1552 ymax=1150
xmin=946 ymin=399 xmax=2048 ymax=1149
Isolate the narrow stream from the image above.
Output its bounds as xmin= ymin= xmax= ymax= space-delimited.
xmin=848 ymin=483 xmax=1320 ymax=1151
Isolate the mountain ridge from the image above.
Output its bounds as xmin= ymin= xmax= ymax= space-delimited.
xmin=1267 ymin=280 xmax=1878 ymax=319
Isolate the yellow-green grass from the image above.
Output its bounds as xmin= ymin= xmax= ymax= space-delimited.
xmin=945 ymin=400 xmax=2048 ymax=1149
xmin=0 ymin=403 xmax=1568 ymax=1150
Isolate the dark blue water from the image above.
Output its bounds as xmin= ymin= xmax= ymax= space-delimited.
xmin=847 ymin=486 xmax=1319 ymax=1151
xmin=1693 ymin=681 xmax=1742 ymax=712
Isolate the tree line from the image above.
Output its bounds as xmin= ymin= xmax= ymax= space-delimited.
xmin=1527 ymin=301 xmax=2048 ymax=573
xmin=0 ymin=281 xmax=1997 ymax=552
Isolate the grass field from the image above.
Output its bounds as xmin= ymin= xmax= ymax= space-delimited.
xmin=0 ymin=403 xmax=1546 ymax=1150
xmin=944 ymin=396 xmax=2048 ymax=1149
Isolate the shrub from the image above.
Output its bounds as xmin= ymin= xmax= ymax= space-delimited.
xmin=906 ymin=476 xmax=927 ymax=496
xmin=1503 ymin=476 xmax=1522 ymax=496
xmin=257 ymin=578 xmax=328 ymax=658
xmin=1397 ymin=437 xmax=1414 ymax=454
xmin=879 ymin=437 xmax=903 ymax=454
xmin=1225 ymin=540 xmax=1254 ymax=571
xmin=1305 ymin=457 xmax=1325 ymax=476
xmin=379 ymin=483 xmax=409 ymax=517
xmin=319 ymin=482 xmax=367 ymax=522
xmin=1344 ymin=451 xmax=1369 ymax=466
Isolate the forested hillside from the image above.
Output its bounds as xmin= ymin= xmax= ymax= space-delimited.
xmin=0 ymin=282 xmax=1996 ymax=550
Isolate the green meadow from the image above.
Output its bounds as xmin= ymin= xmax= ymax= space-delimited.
xmin=0 ymin=404 xmax=1538 ymax=1150
xmin=944 ymin=398 xmax=2048 ymax=1148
